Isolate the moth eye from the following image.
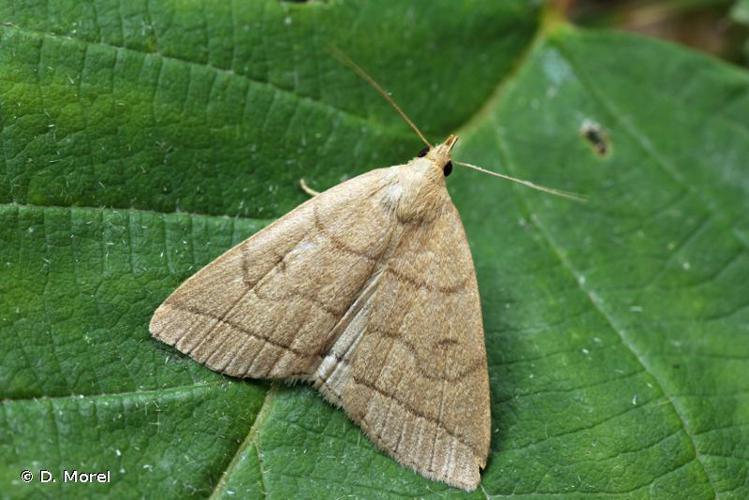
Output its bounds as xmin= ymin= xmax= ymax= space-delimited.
xmin=443 ymin=161 xmax=453 ymax=177
xmin=417 ymin=146 xmax=429 ymax=158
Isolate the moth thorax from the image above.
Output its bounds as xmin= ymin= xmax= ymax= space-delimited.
xmin=388 ymin=161 xmax=447 ymax=222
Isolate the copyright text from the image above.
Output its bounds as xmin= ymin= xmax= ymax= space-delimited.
xmin=20 ymin=469 xmax=111 ymax=484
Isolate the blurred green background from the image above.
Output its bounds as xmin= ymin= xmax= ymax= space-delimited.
xmin=561 ymin=0 xmax=749 ymax=64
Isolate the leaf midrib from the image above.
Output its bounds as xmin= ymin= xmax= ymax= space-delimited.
xmin=208 ymin=385 xmax=277 ymax=500
xmin=1 ymin=381 xmax=228 ymax=404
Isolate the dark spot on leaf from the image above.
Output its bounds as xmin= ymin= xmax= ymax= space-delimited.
xmin=443 ymin=161 xmax=453 ymax=177
xmin=580 ymin=120 xmax=610 ymax=157
xmin=673 ymin=364 xmax=681 ymax=369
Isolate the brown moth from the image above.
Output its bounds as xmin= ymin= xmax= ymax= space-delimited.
xmin=150 ymin=133 xmax=489 ymax=490
xmin=150 ymin=53 xmax=583 ymax=491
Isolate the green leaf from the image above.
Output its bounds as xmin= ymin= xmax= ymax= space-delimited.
xmin=2 ymin=1 xmax=748 ymax=499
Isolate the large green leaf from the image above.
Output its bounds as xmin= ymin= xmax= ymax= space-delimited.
xmin=2 ymin=1 xmax=748 ymax=498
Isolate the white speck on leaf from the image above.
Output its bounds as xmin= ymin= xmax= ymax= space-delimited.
xmin=541 ymin=49 xmax=573 ymax=85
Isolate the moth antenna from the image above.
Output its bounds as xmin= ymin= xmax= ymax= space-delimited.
xmin=330 ymin=46 xmax=432 ymax=148
xmin=454 ymin=161 xmax=587 ymax=203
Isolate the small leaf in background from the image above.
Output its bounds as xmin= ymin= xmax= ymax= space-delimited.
xmin=1 ymin=0 xmax=748 ymax=498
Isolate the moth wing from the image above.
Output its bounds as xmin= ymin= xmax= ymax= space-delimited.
xmin=150 ymin=168 xmax=397 ymax=379
xmin=313 ymin=201 xmax=490 ymax=491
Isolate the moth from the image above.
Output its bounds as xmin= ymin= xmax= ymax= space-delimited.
xmin=150 ymin=52 xmax=582 ymax=491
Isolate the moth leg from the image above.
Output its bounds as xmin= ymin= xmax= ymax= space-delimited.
xmin=299 ymin=178 xmax=320 ymax=197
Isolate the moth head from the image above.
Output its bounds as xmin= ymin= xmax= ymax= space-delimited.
xmin=417 ymin=134 xmax=458 ymax=177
